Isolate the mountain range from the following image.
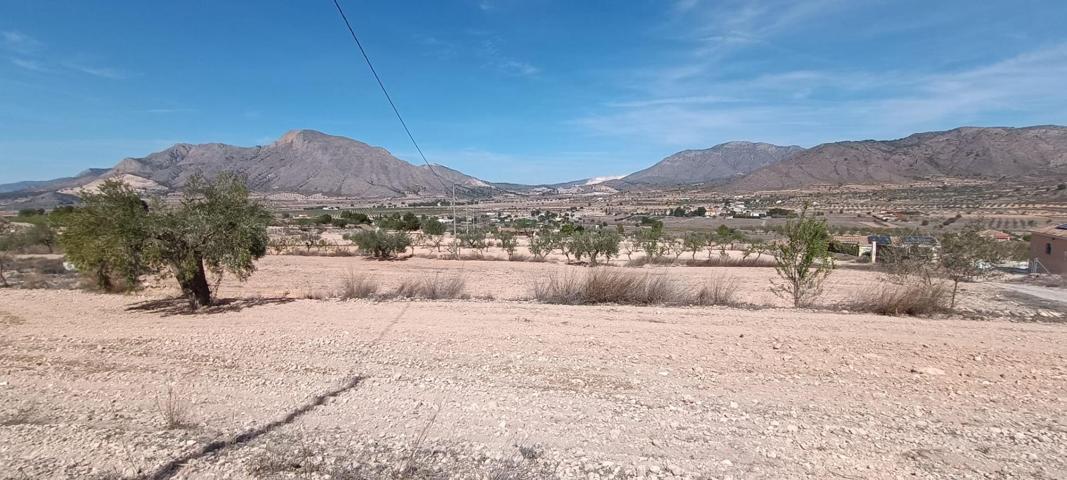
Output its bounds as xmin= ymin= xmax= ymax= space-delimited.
xmin=731 ymin=125 xmax=1067 ymax=190
xmin=3 ymin=125 xmax=1067 ymax=208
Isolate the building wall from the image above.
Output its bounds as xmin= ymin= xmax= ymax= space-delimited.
xmin=1030 ymin=233 xmax=1067 ymax=274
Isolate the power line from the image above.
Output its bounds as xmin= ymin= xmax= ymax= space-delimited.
xmin=329 ymin=0 xmax=450 ymax=191
xmin=329 ymin=0 xmax=529 ymax=204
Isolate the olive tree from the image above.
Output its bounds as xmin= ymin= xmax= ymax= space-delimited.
xmin=636 ymin=227 xmax=665 ymax=260
xmin=771 ymin=210 xmax=834 ymax=307
xmin=682 ymin=231 xmax=706 ymax=259
xmin=346 ymin=230 xmax=412 ymax=259
xmin=61 ymin=175 xmax=270 ymax=307
xmin=571 ymin=230 xmax=621 ymax=265
xmin=147 ymin=174 xmax=271 ymax=308
xmin=59 ymin=180 xmax=153 ymax=291
xmin=527 ymin=231 xmax=556 ymax=260
xmin=497 ymin=231 xmax=518 ymax=260
xmin=421 ymin=217 xmax=447 ymax=252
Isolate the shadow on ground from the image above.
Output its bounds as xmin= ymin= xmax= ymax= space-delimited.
xmin=141 ymin=376 xmax=364 ymax=480
xmin=126 ymin=296 xmax=295 ymax=316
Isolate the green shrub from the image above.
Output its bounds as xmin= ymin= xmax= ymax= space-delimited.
xmin=346 ymin=230 xmax=411 ymax=258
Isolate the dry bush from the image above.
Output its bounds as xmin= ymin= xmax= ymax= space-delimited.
xmin=19 ymin=272 xmax=49 ymax=289
xmin=248 ymin=443 xmax=321 ymax=477
xmin=533 ymin=268 xmax=691 ymax=306
xmin=394 ymin=273 xmax=467 ymax=300
xmin=624 ymin=256 xmax=676 ymax=268
xmin=303 ymin=288 xmax=329 ymax=300
xmin=533 ymin=268 xmax=743 ymax=307
xmin=849 ymin=281 xmax=950 ymax=316
xmin=156 ymin=385 xmax=192 ymax=429
xmin=13 ymin=257 xmax=68 ymax=274
xmin=337 ymin=272 xmax=379 ymax=300
xmin=245 ymin=438 xmax=560 ymax=480
xmin=685 ymin=256 xmax=775 ymax=268
xmin=693 ymin=277 xmax=740 ymax=306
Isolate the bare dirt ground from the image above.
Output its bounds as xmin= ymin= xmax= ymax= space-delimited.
xmin=2 ymin=257 xmax=1067 ymax=479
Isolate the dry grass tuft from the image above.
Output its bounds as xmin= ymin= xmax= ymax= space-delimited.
xmin=303 ymin=289 xmax=329 ymax=300
xmin=693 ymin=277 xmax=740 ymax=306
xmin=624 ymin=256 xmax=677 ymax=267
xmin=395 ymin=273 xmax=468 ymax=300
xmin=848 ymin=281 xmax=950 ymax=316
xmin=685 ymin=256 xmax=775 ymax=268
xmin=533 ymin=268 xmax=686 ymax=305
xmin=533 ymin=268 xmax=743 ymax=307
xmin=156 ymin=385 xmax=192 ymax=429
xmin=336 ymin=272 xmax=379 ymax=300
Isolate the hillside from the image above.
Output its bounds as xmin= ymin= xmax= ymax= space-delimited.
xmin=730 ymin=126 xmax=1067 ymax=190
xmin=0 ymin=131 xmax=492 ymax=204
xmin=619 ymin=141 xmax=804 ymax=186
xmin=102 ymin=130 xmax=490 ymax=197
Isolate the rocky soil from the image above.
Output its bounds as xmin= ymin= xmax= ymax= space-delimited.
xmin=2 ymin=286 xmax=1066 ymax=479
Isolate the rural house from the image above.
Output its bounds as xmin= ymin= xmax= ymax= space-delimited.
xmin=1029 ymin=225 xmax=1067 ymax=274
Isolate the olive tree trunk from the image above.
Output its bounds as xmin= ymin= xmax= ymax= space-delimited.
xmin=178 ymin=255 xmax=213 ymax=309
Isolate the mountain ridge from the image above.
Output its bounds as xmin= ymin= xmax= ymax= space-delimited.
xmin=618 ymin=141 xmax=805 ymax=187
xmin=728 ymin=125 xmax=1067 ymax=191
xmin=21 ymin=130 xmax=492 ymax=199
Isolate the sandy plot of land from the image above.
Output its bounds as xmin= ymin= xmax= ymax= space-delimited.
xmin=1 ymin=288 xmax=1066 ymax=479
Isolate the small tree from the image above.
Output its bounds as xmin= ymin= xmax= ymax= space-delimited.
xmin=682 ymin=232 xmax=706 ymax=259
xmin=421 ymin=217 xmax=447 ymax=252
xmin=59 ymin=180 xmax=153 ymax=291
xmin=665 ymin=236 xmax=687 ymax=261
xmin=571 ymin=230 xmax=620 ymax=265
xmin=0 ymin=230 xmax=24 ymax=287
xmin=636 ymin=227 xmax=665 ymax=260
xmin=22 ymin=223 xmax=57 ymax=253
xmin=939 ymin=226 xmax=1002 ymax=308
xmin=458 ymin=228 xmax=488 ymax=252
xmin=497 ymin=231 xmax=518 ymax=260
xmin=771 ymin=210 xmax=834 ymax=307
xmin=528 ymin=231 xmax=555 ymax=260
xmin=714 ymin=225 xmax=743 ymax=257
xmin=621 ymin=235 xmax=637 ymax=260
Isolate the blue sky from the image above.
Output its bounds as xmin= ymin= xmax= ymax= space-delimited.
xmin=2 ymin=0 xmax=1067 ymax=184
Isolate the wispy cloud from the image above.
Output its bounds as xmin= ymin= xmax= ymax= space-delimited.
xmin=144 ymin=108 xmax=196 ymax=114
xmin=3 ymin=30 xmax=131 ymax=80
xmin=63 ymin=62 xmax=130 ymax=79
xmin=499 ymin=59 xmax=539 ymax=76
xmin=10 ymin=57 xmax=48 ymax=72
xmin=575 ymin=43 xmax=1067 ymax=147
xmin=480 ymin=38 xmax=540 ymax=77
xmin=414 ymin=34 xmax=458 ymax=60
xmin=606 ymin=94 xmax=743 ymax=108
xmin=1 ymin=30 xmax=43 ymax=54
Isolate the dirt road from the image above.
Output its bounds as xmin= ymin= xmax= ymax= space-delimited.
xmin=2 ymin=288 xmax=1066 ymax=479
